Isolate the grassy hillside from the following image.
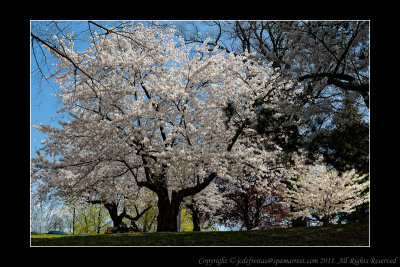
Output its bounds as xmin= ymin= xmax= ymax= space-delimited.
xmin=31 ymin=220 xmax=368 ymax=246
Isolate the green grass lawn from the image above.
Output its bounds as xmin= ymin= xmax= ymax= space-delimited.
xmin=31 ymin=220 xmax=368 ymax=246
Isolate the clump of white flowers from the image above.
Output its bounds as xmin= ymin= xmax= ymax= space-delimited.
xmin=283 ymin=163 xmax=369 ymax=225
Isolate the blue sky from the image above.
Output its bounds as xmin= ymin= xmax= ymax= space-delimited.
xmin=31 ymin=84 xmax=60 ymax=157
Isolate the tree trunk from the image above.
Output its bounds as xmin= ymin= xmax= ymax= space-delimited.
xmin=135 ymin=171 xmax=217 ymax=232
xmin=291 ymin=217 xmax=307 ymax=227
xmin=129 ymin=220 xmax=139 ymax=232
xmin=242 ymin=197 xmax=254 ymax=230
xmin=290 ymin=205 xmax=307 ymax=227
xmin=72 ymin=207 xmax=75 ymax=235
xmin=243 ymin=213 xmax=253 ymax=230
xmin=104 ymin=203 xmax=125 ymax=228
xmin=192 ymin=211 xmax=201 ymax=232
xmin=320 ymin=216 xmax=331 ymax=226
xmin=156 ymin=194 xmax=179 ymax=232
xmin=187 ymin=203 xmax=201 ymax=231
xmin=96 ymin=209 xmax=102 ymax=234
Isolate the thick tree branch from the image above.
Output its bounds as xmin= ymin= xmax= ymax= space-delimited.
xmin=298 ymin=72 xmax=369 ymax=107
xmin=298 ymin=72 xmax=355 ymax=83
xmin=227 ymin=119 xmax=250 ymax=152
xmin=124 ymin=205 xmax=152 ymax=221
xmin=332 ymin=22 xmax=361 ymax=75
xmin=174 ymin=172 xmax=217 ymax=202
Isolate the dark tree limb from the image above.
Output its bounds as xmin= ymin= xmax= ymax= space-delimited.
xmin=124 ymin=205 xmax=152 ymax=221
xmin=174 ymin=172 xmax=217 ymax=203
xmin=31 ymin=33 xmax=92 ymax=81
xmin=298 ymin=72 xmax=369 ymax=107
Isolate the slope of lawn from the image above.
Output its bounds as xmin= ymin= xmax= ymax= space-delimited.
xmin=31 ymin=220 xmax=368 ymax=246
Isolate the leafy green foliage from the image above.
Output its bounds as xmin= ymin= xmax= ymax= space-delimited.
xmin=62 ymin=203 xmax=112 ymax=234
xmin=134 ymin=205 xmax=158 ymax=233
xmin=221 ymin=101 xmax=237 ymax=129
xmin=304 ymin=121 xmax=369 ymax=174
xmin=254 ymin=106 xmax=302 ymax=164
xmin=178 ymin=208 xmax=218 ymax=232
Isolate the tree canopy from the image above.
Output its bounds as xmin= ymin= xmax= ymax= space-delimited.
xmin=31 ymin=20 xmax=370 ymax=231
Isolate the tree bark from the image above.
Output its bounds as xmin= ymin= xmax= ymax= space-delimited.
xmin=291 ymin=217 xmax=307 ymax=227
xmin=156 ymin=194 xmax=179 ymax=232
xmin=192 ymin=210 xmax=201 ymax=232
xmin=103 ymin=203 xmax=125 ymax=228
xmin=290 ymin=205 xmax=307 ymax=227
xmin=187 ymin=203 xmax=201 ymax=231
xmin=153 ymin=172 xmax=217 ymax=232
xmin=242 ymin=198 xmax=253 ymax=230
xmin=125 ymin=159 xmax=219 ymax=232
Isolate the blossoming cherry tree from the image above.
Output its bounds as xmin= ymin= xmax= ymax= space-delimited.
xmin=32 ymin=23 xmax=294 ymax=231
xmin=283 ymin=163 xmax=369 ymax=225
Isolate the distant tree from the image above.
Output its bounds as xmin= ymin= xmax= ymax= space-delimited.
xmin=283 ymin=163 xmax=369 ymax=225
xmin=134 ymin=194 xmax=158 ymax=232
xmin=303 ymin=93 xmax=369 ymax=174
xmin=177 ymin=207 xmax=219 ymax=232
xmin=30 ymin=193 xmax=66 ymax=234
xmin=85 ymin=198 xmax=153 ymax=232
xmin=300 ymin=95 xmax=369 ymax=224
xmin=61 ymin=202 xmax=112 ymax=234
xmin=136 ymin=206 xmax=158 ymax=232
xmin=182 ymin=182 xmax=223 ymax=231
xmin=216 ymin=172 xmax=290 ymax=231
xmin=177 ymin=208 xmax=194 ymax=232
